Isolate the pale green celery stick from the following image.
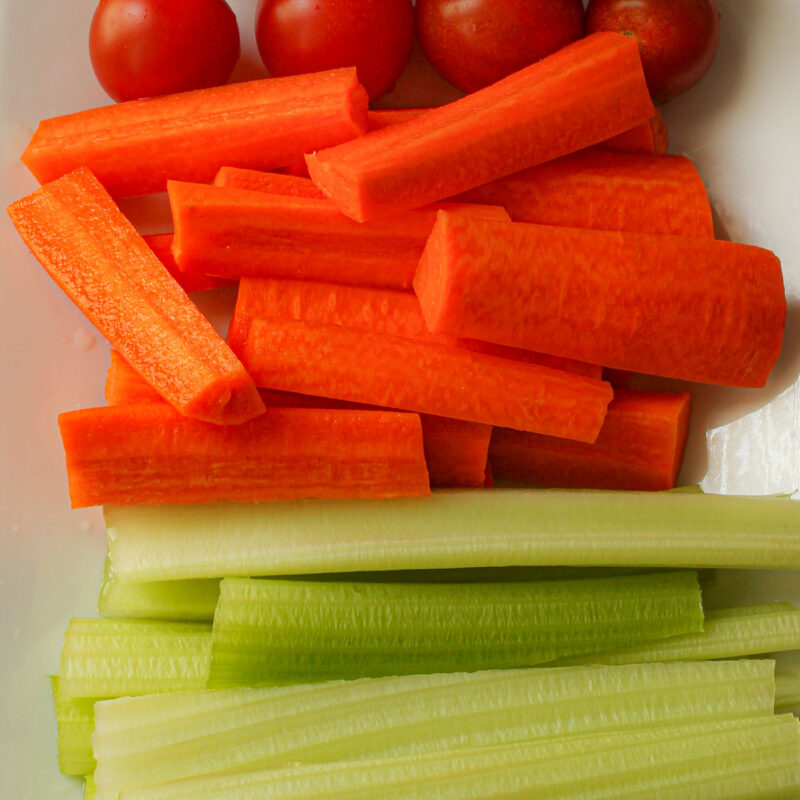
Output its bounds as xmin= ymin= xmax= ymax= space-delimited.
xmin=51 ymin=676 xmax=96 ymax=776
xmin=92 ymin=660 xmax=775 ymax=800
xmin=58 ymin=618 xmax=212 ymax=700
xmin=85 ymin=774 xmax=97 ymax=800
xmin=208 ymin=572 xmax=704 ymax=685
xmin=99 ymin=556 xmax=219 ymax=622
xmin=105 ymin=490 xmax=800 ymax=582
xmin=776 ymin=669 xmax=800 ymax=712
xmin=115 ymin=716 xmax=800 ymax=800
xmin=550 ymin=603 xmax=800 ymax=667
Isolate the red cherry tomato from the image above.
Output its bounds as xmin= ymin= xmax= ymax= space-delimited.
xmin=586 ymin=0 xmax=721 ymax=103
xmin=255 ymin=0 xmax=415 ymax=101
xmin=417 ymin=0 xmax=585 ymax=94
xmin=89 ymin=0 xmax=240 ymax=102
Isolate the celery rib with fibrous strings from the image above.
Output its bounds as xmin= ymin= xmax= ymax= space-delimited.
xmin=550 ymin=602 xmax=800 ymax=666
xmin=91 ymin=660 xmax=775 ymax=800
xmin=776 ymin=669 xmax=800 ymax=712
xmin=105 ymin=490 xmax=800 ymax=583
xmin=100 ymin=566 xmax=663 ymax=623
xmin=207 ymin=572 xmax=703 ymax=685
xmin=50 ymin=676 xmax=96 ymax=776
xmin=99 ymin=557 xmax=219 ymax=622
xmin=58 ymin=618 xmax=212 ymax=700
xmin=110 ymin=716 xmax=800 ymax=800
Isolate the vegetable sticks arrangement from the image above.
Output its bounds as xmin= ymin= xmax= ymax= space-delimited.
xmin=8 ymin=28 xmax=799 ymax=799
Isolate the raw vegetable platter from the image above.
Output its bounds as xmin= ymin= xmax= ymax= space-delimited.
xmin=2 ymin=0 xmax=800 ymax=796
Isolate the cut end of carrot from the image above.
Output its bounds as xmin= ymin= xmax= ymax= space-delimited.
xmin=184 ymin=371 xmax=266 ymax=426
xmin=305 ymin=151 xmax=365 ymax=222
xmin=414 ymin=210 xmax=462 ymax=334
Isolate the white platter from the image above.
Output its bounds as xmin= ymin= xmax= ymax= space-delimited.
xmin=1 ymin=0 xmax=799 ymax=795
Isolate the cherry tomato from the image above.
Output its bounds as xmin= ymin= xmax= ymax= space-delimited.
xmin=255 ymin=0 xmax=415 ymax=101
xmin=417 ymin=0 xmax=585 ymax=94
xmin=586 ymin=0 xmax=721 ymax=103
xmin=89 ymin=0 xmax=240 ymax=102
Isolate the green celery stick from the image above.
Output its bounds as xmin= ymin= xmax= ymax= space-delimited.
xmin=51 ymin=676 xmax=96 ymax=776
xmin=550 ymin=603 xmax=800 ymax=666
xmin=92 ymin=660 xmax=775 ymax=800
xmin=85 ymin=774 xmax=96 ymax=800
xmin=106 ymin=716 xmax=800 ymax=800
xmin=98 ymin=563 xmax=710 ymax=630
xmin=776 ymin=669 xmax=800 ymax=712
xmin=99 ymin=559 xmax=662 ymax=624
xmin=105 ymin=489 xmax=800 ymax=582
xmin=58 ymin=618 xmax=212 ymax=700
xmin=99 ymin=557 xmax=219 ymax=622
xmin=208 ymin=572 xmax=704 ymax=685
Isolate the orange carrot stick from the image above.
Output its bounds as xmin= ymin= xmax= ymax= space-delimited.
xmin=105 ymin=350 xmax=488 ymax=488
xmin=7 ymin=168 xmax=264 ymax=424
xmin=367 ymin=109 xmax=427 ymax=130
xmin=306 ymin=33 xmax=654 ymax=221
xmin=228 ymin=277 xmax=601 ymax=379
xmin=243 ymin=318 xmax=613 ymax=441
xmin=490 ymin=390 xmax=691 ymax=492
xmin=144 ymin=234 xmax=235 ymax=293
xmin=420 ymin=416 xmax=492 ymax=487
xmin=414 ymin=211 xmax=785 ymax=388
xmin=368 ymin=109 xmax=667 ymax=154
xmin=603 ymin=110 xmax=668 ymax=154
xmin=22 ymin=68 xmax=368 ymax=198
xmin=452 ymin=150 xmax=713 ymax=237
xmin=168 ymin=181 xmax=508 ymax=288
xmin=59 ymin=404 xmax=429 ymax=508
xmin=213 ymin=167 xmax=325 ymax=198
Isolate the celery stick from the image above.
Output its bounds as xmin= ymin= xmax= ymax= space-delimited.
xmin=99 ymin=559 xmax=659 ymax=623
xmin=92 ymin=660 xmax=775 ymax=800
xmin=51 ymin=676 xmax=96 ymax=776
xmin=85 ymin=774 xmax=96 ymax=800
xmin=775 ymin=669 xmax=800 ymax=712
xmin=550 ymin=603 xmax=800 ymax=666
xmin=105 ymin=490 xmax=800 ymax=582
xmin=208 ymin=572 xmax=703 ymax=685
xmin=111 ymin=716 xmax=800 ymax=800
xmin=99 ymin=557 xmax=219 ymax=621
xmin=58 ymin=618 xmax=212 ymax=700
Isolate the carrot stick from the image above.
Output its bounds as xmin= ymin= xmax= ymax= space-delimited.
xmin=242 ymin=318 xmax=613 ymax=441
xmin=105 ymin=350 xmax=163 ymax=405
xmin=452 ymin=150 xmax=713 ymax=237
xmin=490 ymin=390 xmax=691 ymax=491
xmin=144 ymin=234 xmax=235 ymax=293
xmin=22 ymin=68 xmax=368 ymax=198
xmin=213 ymin=168 xmax=325 ymax=199
xmin=106 ymin=350 xmax=490 ymax=489
xmin=306 ymin=33 xmax=654 ymax=221
xmin=420 ymin=417 xmax=492 ymax=487
xmin=367 ymin=109 xmax=427 ymax=130
xmin=414 ymin=211 xmax=785 ymax=388
xmin=7 ymin=168 xmax=264 ymax=424
xmin=228 ymin=277 xmax=601 ymax=379
xmin=283 ymin=156 xmax=311 ymax=178
xmin=603 ymin=111 xmax=668 ymax=154
xmin=58 ymin=404 xmax=430 ymax=508
xmin=368 ymin=109 xmax=667 ymax=154
xmin=168 ymin=181 xmax=508 ymax=289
